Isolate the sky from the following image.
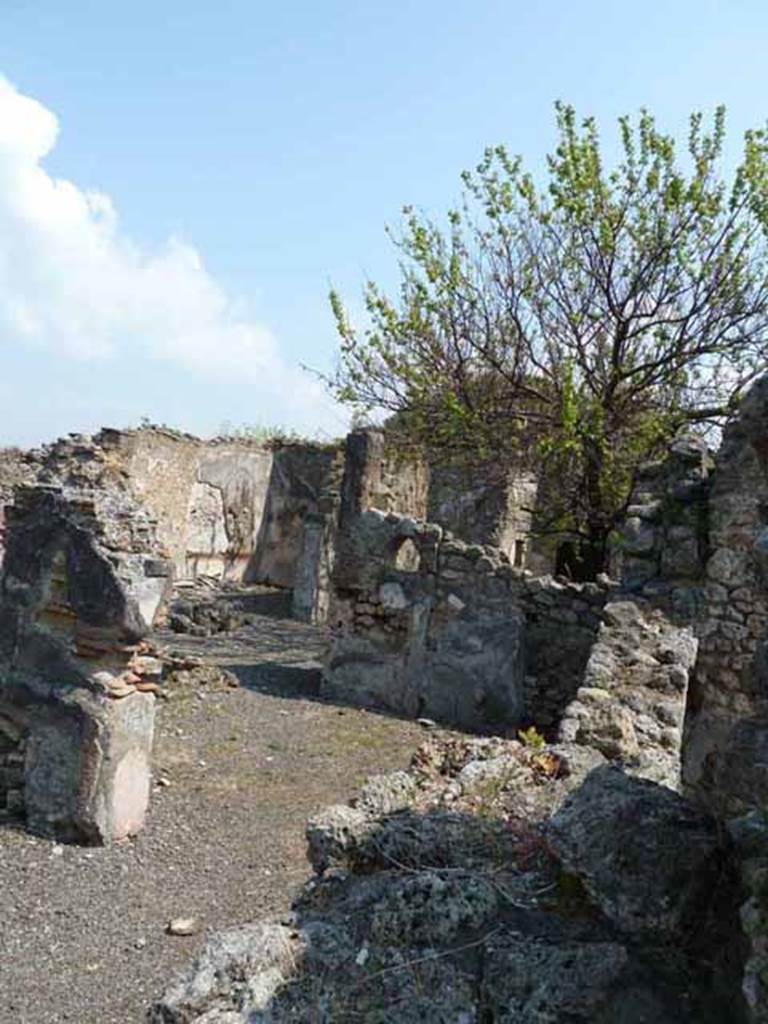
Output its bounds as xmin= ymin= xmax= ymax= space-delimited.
xmin=1 ymin=0 xmax=768 ymax=446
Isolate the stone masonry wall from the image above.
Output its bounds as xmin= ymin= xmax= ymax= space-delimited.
xmin=612 ymin=392 xmax=768 ymax=809
xmin=324 ymin=509 xmax=609 ymax=731
xmin=558 ymin=600 xmax=698 ymax=789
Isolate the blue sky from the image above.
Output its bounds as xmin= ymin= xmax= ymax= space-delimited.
xmin=1 ymin=0 xmax=767 ymax=445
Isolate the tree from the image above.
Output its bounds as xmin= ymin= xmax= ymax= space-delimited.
xmin=327 ymin=104 xmax=768 ymax=577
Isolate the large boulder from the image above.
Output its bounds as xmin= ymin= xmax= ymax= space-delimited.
xmin=547 ymin=765 xmax=723 ymax=937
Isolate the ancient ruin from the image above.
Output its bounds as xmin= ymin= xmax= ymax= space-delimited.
xmin=2 ymin=378 xmax=768 ymax=1020
xmin=0 ymin=484 xmax=170 ymax=842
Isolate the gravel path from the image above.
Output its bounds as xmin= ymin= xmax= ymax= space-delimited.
xmin=0 ymin=603 xmax=437 ymax=1023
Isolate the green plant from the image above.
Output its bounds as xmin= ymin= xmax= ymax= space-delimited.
xmin=517 ymin=725 xmax=547 ymax=751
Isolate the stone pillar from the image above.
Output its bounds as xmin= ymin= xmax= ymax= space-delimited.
xmin=0 ymin=485 xmax=172 ymax=843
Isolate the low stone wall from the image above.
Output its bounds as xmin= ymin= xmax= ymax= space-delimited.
xmin=0 ymin=485 xmax=172 ymax=842
xmin=324 ymin=510 xmax=609 ymax=731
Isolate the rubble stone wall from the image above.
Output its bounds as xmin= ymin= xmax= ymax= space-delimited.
xmin=557 ymin=600 xmax=698 ymax=789
xmin=324 ymin=509 xmax=609 ymax=731
xmin=613 ymin=393 xmax=768 ymax=810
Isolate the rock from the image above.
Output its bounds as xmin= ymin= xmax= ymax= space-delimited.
xmin=354 ymin=771 xmax=417 ymax=817
xmin=482 ymin=932 xmax=639 ymax=1023
xmin=547 ymin=766 xmax=722 ymax=937
xmin=306 ymin=805 xmax=372 ymax=874
xmin=729 ymin=813 xmax=768 ymax=1023
xmin=167 ymin=917 xmax=201 ymax=937
xmin=148 ymin=922 xmax=298 ymax=1022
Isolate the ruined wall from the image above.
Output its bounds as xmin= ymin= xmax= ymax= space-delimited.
xmin=324 ymin=508 xmax=608 ymax=730
xmin=684 ymin=385 xmax=768 ymax=808
xmin=292 ymin=449 xmax=346 ymax=624
xmin=0 ymin=485 xmax=172 ymax=842
xmin=427 ymin=461 xmax=542 ymax=569
xmin=294 ymin=429 xmax=551 ymax=624
xmin=0 ymin=428 xmax=340 ymax=588
xmin=292 ymin=430 xmax=428 ymax=624
xmin=0 ymin=446 xmax=36 ymax=566
xmin=325 ymin=511 xmax=525 ymax=729
xmin=612 ymin=397 xmax=768 ymax=809
xmin=248 ymin=445 xmax=341 ymax=587
xmin=558 ymin=600 xmax=698 ymax=789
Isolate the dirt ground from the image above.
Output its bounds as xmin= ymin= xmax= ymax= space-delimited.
xmin=0 ymin=598 xmax=438 ymax=1024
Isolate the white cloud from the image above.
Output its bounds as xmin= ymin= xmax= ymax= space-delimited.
xmin=0 ymin=75 xmax=343 ymax=432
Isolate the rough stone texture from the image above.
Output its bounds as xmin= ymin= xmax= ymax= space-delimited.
xmin=605 ymin=386 xmax=768 ymax=810
xmin=616 ymin=435 xmax=712 ymax=595
xmin=295 ymin=429 xmax=555 ymax=626
xmin=0 ymin=484 xmax=171 ymax=842
xmin=557 ymin=599 xmax=698 ymax=787
xmin=324 ymin=510 xmax=527 ymax=730
xmin=1 ymin=427 xmax=340 ymax=590
xmin=152 ymin=741 xmax=743 ymax=1023
xmin=324 ymin=509 xmax=609 ymax=732
xmin=729 ymin=812 xmax=768 ymax=1024
xmin=0 ymin=445 xmax=36 ymax=566
xmin=427 ymin=459 xmax=543 ymax=570
xmin=547 ymin=765 xmax=724 ymax=937
xmin=683 ymin=384 xmax=768 ymax=805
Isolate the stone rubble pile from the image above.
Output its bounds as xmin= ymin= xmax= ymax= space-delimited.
xmin=149 ymin=736 xmax=748 ymax=1023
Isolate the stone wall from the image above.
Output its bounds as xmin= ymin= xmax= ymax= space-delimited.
xmin=427 ymin=461 xmax=543 ymax=570
xmin=558 ymin=600 xmax=698 ymax=788
xmin=294 ymin=429 xmax=551 ymax=624
xmin=0 ymin=446 xmax=36 ymax=566
xmin=611 ymin=393 xmax=768 ymax=810
xmin=324 ymin=508 xmax=609 ymax=731
xmin=616 ymin=436 xmax=712 ymax=605
xmin=0 ymin=484 xmax=172 ymax=842
xmin=292 ymin=449 xmax=346 ymax=624
xmin=0 ymin=427 xmax=340 ymax=589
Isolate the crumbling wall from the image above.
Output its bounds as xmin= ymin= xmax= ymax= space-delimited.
xmin=616 ymin=436 xmax=712 ymax=609
xmin=324 ymin=509 xmax=608 ymax=731
xmin=0 ymin=485 xmax=172 ymax=842
xmin=1 ymin=427 xmax=340 ymax=589
xmin=557 ymin=600 xmax=698 ymax=788
xmin=324 ymin=511 xmax=526 ymax=729
xmin=427 ymin=461 xmax=542 ymax=569
xmin=294 ymin=429 xmax=551 ymax=624
xmin=292 ymin=430 xmax=427 ymax=624
xmin=684 ymin=381 xmax=768 ymax=808
xmin=0 ymin=446 xmax=37 ymax=566
xmin=611 ymin=393 xmax=768 ymax=809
